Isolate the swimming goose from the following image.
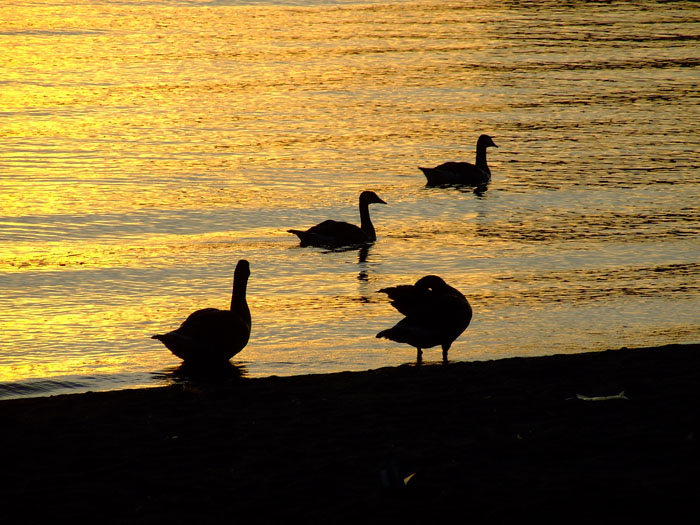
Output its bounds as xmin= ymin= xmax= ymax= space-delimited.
xmin=419 ymin=134 xmax=498 ymax=186
xmin=288 ymin=190 xmax=387 ymax=247
xmin=152 ymin=259 xmax=251 ymax=364
xmin=376 ymin=275 xmax=472 ymax=363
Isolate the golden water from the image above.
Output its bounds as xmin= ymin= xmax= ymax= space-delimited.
xmin=1 ymin=0 xmax=699 ymax=398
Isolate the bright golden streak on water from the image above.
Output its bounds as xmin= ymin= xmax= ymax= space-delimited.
xmin=0 ymin=302 xmax=173 ymax=382
xmin=1 ymin=229 xmax=281 ymax=272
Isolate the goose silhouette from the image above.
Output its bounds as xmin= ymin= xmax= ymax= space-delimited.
xmin=288 ymin=190 xmax=386 ymax=247
xmin=376 ymin=275 xmax=472 ymax=363
xmin=419 ymin=134 xmax=498 ymax=186
xmin=152 ymin=259 xmax=251 ymax=364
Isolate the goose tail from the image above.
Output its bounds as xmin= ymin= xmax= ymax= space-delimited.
xmin=288 ymin=229 xmax=309 ymax=243
xmin=419 ymin=167 xmax=444 ymax=186
xmin=376 ymin=328 xmax=393 ymax=340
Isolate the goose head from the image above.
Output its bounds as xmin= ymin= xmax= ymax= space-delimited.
xmin=477 ymin=134 xmax=498 ymax=149
xmin=359 ymin=191 xmax=387 ymax=206
xmin=234 ymin=259 xmax=250 ymax=282
xmin=414 ymin=275 xmax=449 ymax=292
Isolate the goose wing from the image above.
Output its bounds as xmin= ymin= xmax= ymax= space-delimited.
xmin=433 ymin=161 xmax=475 ymax=172
xmin=289 ymin=220 xmax=367 ymax=246
xmin=435 ymin=161 xmax=489 ymax=179
xmin=154 ymin=308 xmax=250 ymax=362
xmin=176 ymin=308 xmax=236 ymax=336
xmin=378 ymin=284 xmax=443 ymax=317
xmin=305 ymin=220 xmax=363 ymax=237
xmin=420 ymin=162 xmax=489 ymax=186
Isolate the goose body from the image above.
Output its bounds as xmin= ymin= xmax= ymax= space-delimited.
xmin=420 ymin=134 xmax=498 ymax=186
xmin=288 ymin=190 xmax=386 ymax=247
xmin=376 ymin=275 xmax=472 ymax=362
xmin=152 ymin=259 xmax=251 ymax=364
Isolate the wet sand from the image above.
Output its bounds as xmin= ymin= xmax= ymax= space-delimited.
xmin=1 ymin=343 xmax=698 ymax=523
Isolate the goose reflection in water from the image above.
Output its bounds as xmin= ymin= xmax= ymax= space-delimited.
xmin=357 ymin=245 xmax=370 ymax=281
xmin=377 ymin=275 xmax=473 ymax=363
xmin=155 ymin=360 xmax=246 ymax=388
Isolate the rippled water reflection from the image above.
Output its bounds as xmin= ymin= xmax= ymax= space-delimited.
xmin=1 ymin=0 xmax=698 ymax=398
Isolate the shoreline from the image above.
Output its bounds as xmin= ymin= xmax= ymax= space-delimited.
xmin=2 ymin=343 xmax=698 ymax=522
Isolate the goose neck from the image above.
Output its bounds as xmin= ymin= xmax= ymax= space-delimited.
xmin=230 ymin=277 xmax=249 ymax=315
xmin=359 ymin=201 xmax=376 ymax=240
xmin=475 ymin=145 xmax=489 ymax=173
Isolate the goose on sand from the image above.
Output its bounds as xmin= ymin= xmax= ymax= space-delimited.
xmin=288 ymin=190 xmax=386 ymax=247
xmin=376 ymin=275 xmax=472 ymax=363
xmin=152 ymin=259 xmax=251 ymax=364
xmin=419 ymin=134 xmax=498 ymax=186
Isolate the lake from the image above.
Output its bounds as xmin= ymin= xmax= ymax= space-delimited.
xmin=1 ymin=0 xmax=698 ymax=399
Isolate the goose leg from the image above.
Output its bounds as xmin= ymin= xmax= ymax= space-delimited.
xmin=442 ymin=347 xmax=449 ymax=363
xmin=416 ymin=348 xmax=423 ymax=364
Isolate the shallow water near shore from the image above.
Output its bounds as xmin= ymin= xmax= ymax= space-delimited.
xmin=1 ymin=0 xmax=699 ymax=399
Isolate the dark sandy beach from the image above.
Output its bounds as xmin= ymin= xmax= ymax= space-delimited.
xmin=2 ymin=343 xmax=698 ymax=523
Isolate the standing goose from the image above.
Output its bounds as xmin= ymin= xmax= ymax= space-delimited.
xmin=288 ymin=190 xmax=387 ymax=247
xmin=376 ymin=275 xmax=472 ymax=363
xmin=152 ymin=259 xmax=251 ymax=364
xmin=419 ymin=134 xmax=498 ymax=186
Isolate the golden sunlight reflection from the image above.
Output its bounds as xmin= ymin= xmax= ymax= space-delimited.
xmin=1 ymin=230 xmax=278 ymax=272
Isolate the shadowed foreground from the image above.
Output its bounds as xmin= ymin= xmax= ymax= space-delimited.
xmin=1 ymin=344 xmax=698 ymax=523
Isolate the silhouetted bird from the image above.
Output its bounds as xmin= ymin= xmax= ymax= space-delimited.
xmin=152 ymin=259 xmax=251 ymax=364
xmin=419 ymin=134 xmax=498 ymax=186
xmin=376 ymin=275 xmax=472 ymax=363
xmin=288 ymin=190 xmax=387 ymax=247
